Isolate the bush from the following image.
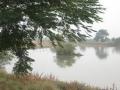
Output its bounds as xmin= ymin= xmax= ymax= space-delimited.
xmin=55 ymin=43 xmax=76 ymax=55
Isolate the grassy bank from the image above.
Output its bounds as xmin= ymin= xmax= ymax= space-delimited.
xmin=0 ymin=70 xmax=101 ymax=90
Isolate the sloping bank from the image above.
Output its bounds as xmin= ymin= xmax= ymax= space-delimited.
xmin=0 ymin=69 xmax=102 ymax=90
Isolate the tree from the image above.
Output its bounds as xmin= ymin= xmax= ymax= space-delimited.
xmin=112 ymin=37 xmax=120 ymax=46
xmin=94 ymin=29 xmax=109 ymax=42
xmin=0 ymin=0 xmax=104 ymax=74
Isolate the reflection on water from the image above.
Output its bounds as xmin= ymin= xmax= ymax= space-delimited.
xmin=1 ymin=46 xmax=120 ymax=89
xmin=94 ymin=47 xmax=108 ymax=60
xmin=113 ymin=46 xmax=120 ymax=54
xmin=51 ymin=43 xmax=81 ymax=68
xmin=55 ymin=55 xmax=76 ymax=68
xmin=79 ymin=45 xmax=86 ymax=52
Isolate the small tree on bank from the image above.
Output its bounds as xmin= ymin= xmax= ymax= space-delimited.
xmin=94 ymin=29 xmax=109 ymax=42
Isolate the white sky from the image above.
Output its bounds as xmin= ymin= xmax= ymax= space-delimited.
xmin=93 ymin=0 xmax=120 ymax=38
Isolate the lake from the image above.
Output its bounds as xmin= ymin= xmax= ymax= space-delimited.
xmin=3 ymin=46 xmax=120 ymax=89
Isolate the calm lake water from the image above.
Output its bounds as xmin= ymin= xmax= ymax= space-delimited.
xmin=4 ymin=46 xmax=120 ymax=89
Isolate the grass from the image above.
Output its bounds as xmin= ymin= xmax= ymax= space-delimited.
xmin=0 ymin=69 xmax=102 ymax=90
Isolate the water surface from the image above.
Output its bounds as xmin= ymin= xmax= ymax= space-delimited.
xmin=4 ymin=46 xmax=120 ymax=89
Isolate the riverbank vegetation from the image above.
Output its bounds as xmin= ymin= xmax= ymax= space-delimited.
xmin=55 ymin=42 xmax=81 ymax=56
xmin=0 ymin=69 xmax=102 ymax=90
xmin=77 ymin=35 xmax=120 ymax=48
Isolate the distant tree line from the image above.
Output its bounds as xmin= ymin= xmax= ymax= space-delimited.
xmin=85 ymin=29 xmax=120 ymax=47
xmin=111 ymin=37 xmax=120 ymax=46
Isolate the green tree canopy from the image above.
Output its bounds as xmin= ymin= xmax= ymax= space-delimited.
xmin=94 ymin=29 xmax=109 ymax=42
xmin=0 ymin=0 xmax=104 ymax=74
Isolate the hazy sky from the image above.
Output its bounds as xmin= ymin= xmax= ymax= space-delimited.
xmin=93 ymin=0 xmax=120 ymax=38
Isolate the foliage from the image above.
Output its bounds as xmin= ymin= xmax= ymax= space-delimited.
xmin=0 ymin=0 xmax=104 ymax=74
xmin=55 ymin=43 xmax=76 ymax=55
xmin=94 ymin=29 xmax=109 ymax=42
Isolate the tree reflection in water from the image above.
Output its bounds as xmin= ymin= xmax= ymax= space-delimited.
xmin=94 ymin=47 xmax=108 ymax=60
xmin=55 ymin=55 xmax=76 ymax=68
xmin=79 ymin=45 xmax=86 ymax=52
xmin=52 ymin=43 xmax=82 ymax=68
xmin=113 ymin=46 xmax=120 ymax=54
